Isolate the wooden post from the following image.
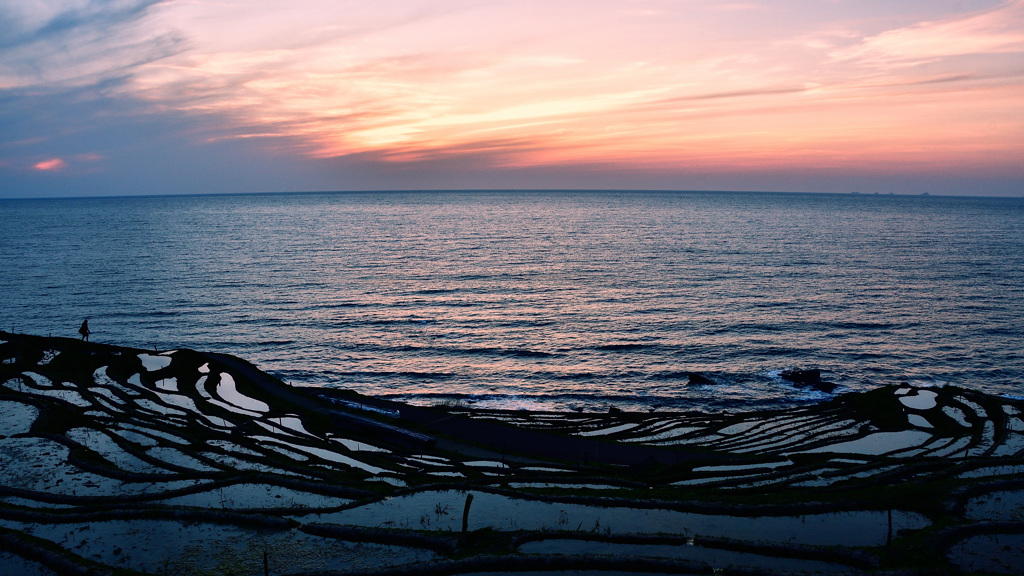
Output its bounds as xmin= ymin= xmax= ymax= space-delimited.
xmin=461 ymin=493 xmax=474 ymax=533
xmin=887 ymin=508 xmax=893 ymax=550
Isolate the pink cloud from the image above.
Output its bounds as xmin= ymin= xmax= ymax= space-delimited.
xmin=33 ymin=158 xmax=67 ymax=171
xmin=832 ymin=0 xmax=1024 ymax=64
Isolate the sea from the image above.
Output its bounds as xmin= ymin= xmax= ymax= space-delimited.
xmin=2 ymin=190 xmax=1022 ymax=413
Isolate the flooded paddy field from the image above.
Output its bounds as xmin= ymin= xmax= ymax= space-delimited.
xmin=2 ymin=331 xmax=1023 ymax=575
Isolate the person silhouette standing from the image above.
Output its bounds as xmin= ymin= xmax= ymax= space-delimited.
xmin=79 ymin=319 xmax=90 ymax=342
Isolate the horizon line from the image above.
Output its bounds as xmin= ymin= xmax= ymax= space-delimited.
xmin=4 ymin=188 xmax=1022 ymax=202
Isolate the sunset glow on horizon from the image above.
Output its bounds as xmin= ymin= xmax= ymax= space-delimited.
xmin=2 ymin=0 xmax=1023 ymax=197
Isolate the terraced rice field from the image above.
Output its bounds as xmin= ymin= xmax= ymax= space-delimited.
xmin=1 ymin=331 xmax=1022 ymax=575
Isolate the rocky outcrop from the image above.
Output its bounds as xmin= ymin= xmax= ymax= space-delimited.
xmin=686 ymin=372 xmax=716 ymax=385
xmin=780 ymin=369 xmax=837 ymax=393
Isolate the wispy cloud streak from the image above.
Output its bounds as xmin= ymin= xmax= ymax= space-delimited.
xmin=832 ymin=0 xmax=1024 ymax=65
xmin=0 ymin=0 xmax=182 ymax=89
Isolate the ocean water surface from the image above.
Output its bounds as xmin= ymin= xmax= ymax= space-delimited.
xmin=2 ymin=191 xmax=1022 ymax=412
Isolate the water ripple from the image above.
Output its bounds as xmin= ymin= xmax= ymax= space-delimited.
xmin=2 ymin=191 xmax=1022 ymax=411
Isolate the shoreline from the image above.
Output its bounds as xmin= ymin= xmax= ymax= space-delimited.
xmin=2 ymin=331 xmax=1023 ymax=574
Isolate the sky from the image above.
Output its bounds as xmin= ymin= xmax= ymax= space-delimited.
xmin=1 ymin=0 xmax=1023 ymax=198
